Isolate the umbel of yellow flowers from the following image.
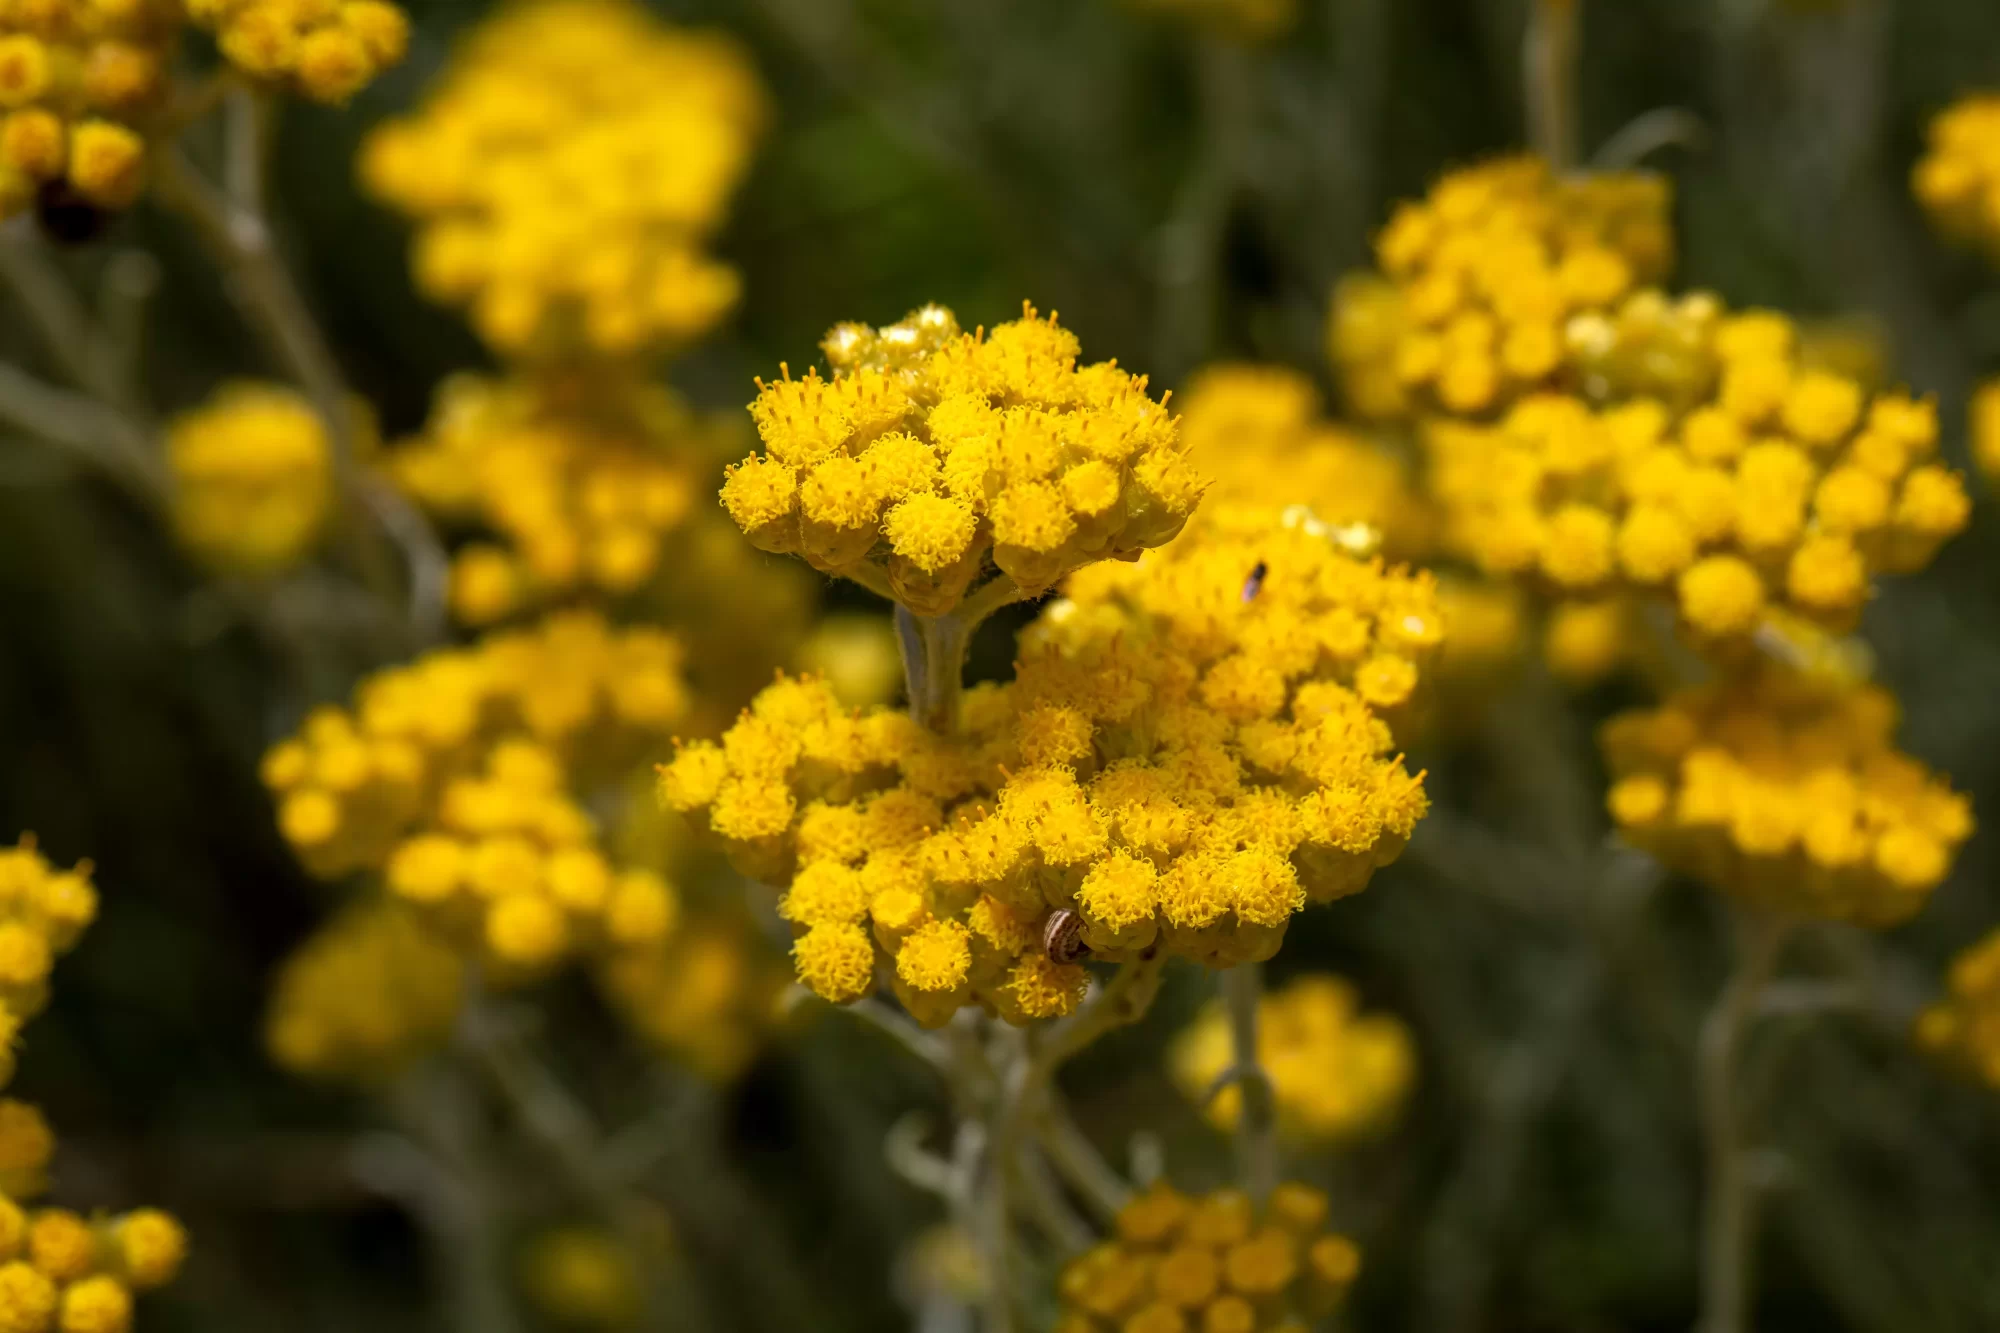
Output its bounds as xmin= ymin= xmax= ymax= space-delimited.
xmin=1335 ymin=155 xmax=1970 ymax=648
xmin=1055 ymin=1181 xmax=1359 ymax=1333
xmin=387 ymin=372 xmax=711 ymax=627
xmin=1601 ymin=664 xmax=1972 ymax=927
xmin=166 ymin=383 xmax=336 ymax=577
xmin=185 ymin=0 xmax=409 ymax=103
xmin=0 ymin=0 xmax=166 ymax=218
xmin=1330 ymin=155 xmax=1674 ymax=423
xmin=0 ymin=0 xmax=409 ymax=224
xmin=265 ymin=899 xmax=464 ymax=1085
xmin=0 ymin=839 xmax=187 ymax=1333
xmin=1171 ymin=973 xmax=1413 ymax=1143
xmin=360 ymin=0 xmax=764 ymax=358
xmin=720 ymin=305 xmax=1204 ymax=615
xmin=1913 ymin=93 xmax=2000 ymax=266
xmin=664 ymin=502 xmax=1436 ymax=1023
xmin=263 ymin=611 xmax=688 ymax=975
xmin=1422 ymin=326 xmax=1966 ymax=642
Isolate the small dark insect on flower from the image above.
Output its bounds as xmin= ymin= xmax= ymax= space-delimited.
xmin=1043 ymin=908 xmax=1089 ymax=964
xmin=1241 ymin=560 xmax=1268 ymax=603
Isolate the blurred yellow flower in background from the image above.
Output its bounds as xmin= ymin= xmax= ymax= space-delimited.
xmin=1171 ymin=973 xmax=1414 ymax=1142
xmin=360 ymin=0 xmax=765 ymax=358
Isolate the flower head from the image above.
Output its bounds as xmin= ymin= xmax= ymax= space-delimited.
xmin=1602 ymin=664 xmax=1972 ymax=926
xmin=388 ymin=372 xmax=707 ymax=625
xmin=1170 ymin=973 xmax=1414 ymax=1141
xmin=167 ymin=383 xmax=335 ymax=576
xmin=724 ymin=304 xmax=1203 ymax=613
xmin=0 ymin=2 xmax=175 ymax=225
xmin=663 ymin=504 xmax=1435 ymax=1018
xmin=1914 ymin=94 xmax=2000 ymax=267
xmin=1330 ymin=156 xmax=1673 ymax=422
xmin=1057 ymin=1181 xmax=1359 ymax=1327
xmin=360 ymin=0 xmax=762 ymax=357
xmin=190 ymin=0 xmax=408 ymax=101
xmin=265 ymin=900 xmax=464 ymax=1084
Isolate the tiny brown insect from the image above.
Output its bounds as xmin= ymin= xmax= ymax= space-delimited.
xmin=1043 ymin=908 xmax=1090 ymax=964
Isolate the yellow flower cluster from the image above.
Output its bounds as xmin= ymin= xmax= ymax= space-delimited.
xmin=265 ymin=899 xmax=464 ymax=1084
xmin=184 ymin=0 xmax=408 ymax=103
xmin=594 ymin=912 xmax=788 ymax=1082
xmin=1913 ymin=94 xmax=2000 ymax=265
xmin=1124 ymin=0 xmax=1297 ymax=41
xmin=1169 ymin=974 xmax=1413 ymax=1142
xmin=262 ymin=611 xmax=688 ymax=974
xmin=388 ymin=373 xmax=704 ymax=626
xmin=0 ymin=840 xmax=95 ymax=1087
xmin=1423 ymin=342 xmax=1968 ymax=641
xmin=0 ymin=0 xmax=167 ymax=219
xmin=662 ymin=505 xmax=1434 ymax=1019
xmin=1916 ymin=927 xmax=2000 ymax=1090
xmin=1175 ymin=364 xmax=1434 ymax=559
xmin=1329 ymin=157 xmax=1674 ymax=422
xmin=0 ymin=1172 xmax=185 ymax=1333
xmin=0 ymin=837 xmax=185 ymax=1333
xmin=359 ymin=0 xmax=764 ymax=358
xmin=1601 ymin=666 xmax=1972 ymax=926
xmin=166 ymin=382 xmax=334 ymax=577
xmin=1972 ymin=378 xmax=2000 ymax=486
xmin=1055 ymin=1181 xmax=1358 ymax=1333
xmin=720 ymin=304 xmax=1203 ymax=613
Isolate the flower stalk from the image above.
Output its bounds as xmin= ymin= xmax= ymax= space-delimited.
xmin=1220 ymin=962 xmax=1279 ymax=1205
xmin=1524 ymin=0 xmax=1581 ymax=171
xmin=1696 ymin=909 xmax=1794 ymax=1333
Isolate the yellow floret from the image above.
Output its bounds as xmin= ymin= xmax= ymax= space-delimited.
xmin=894 ymin=919 xmax=970 ymax=992
xmin=792 ymin=922 xmax=876 ymax=1003
xmin=1677 ymin=555 xmax=1765 ymax=638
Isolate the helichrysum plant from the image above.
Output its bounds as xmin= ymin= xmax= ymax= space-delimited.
xmin=666 ymin=486 xmax=1436 ymax=1020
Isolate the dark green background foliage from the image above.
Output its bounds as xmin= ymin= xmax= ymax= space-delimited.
xmin=5 ymin=0 xmax=2000 ymax=1329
